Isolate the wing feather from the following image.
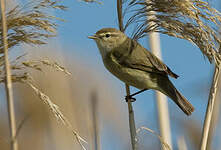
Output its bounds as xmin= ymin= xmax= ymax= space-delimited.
xmin=112 ymin=39 xmax=179 ymax=78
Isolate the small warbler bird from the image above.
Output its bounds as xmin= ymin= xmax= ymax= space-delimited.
xmin=88 ymin=28 xmax=194 ymax=115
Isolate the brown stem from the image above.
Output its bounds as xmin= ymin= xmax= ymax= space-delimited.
xmin=0 ymin=0 xmax=18 ymax=150
xmin=91 ymin=90 xmax=100 ymax=150
xmin=117 ymin=0 xmax=123 ymax=31
xmin=125 ymin=84 xmax=137 ymax=150
xmin=117 ymin=0 xmax=137 ymax=149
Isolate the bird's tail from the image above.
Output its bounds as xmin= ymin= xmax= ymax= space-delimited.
xmin=159 ymin=79 xmax=194 ymax=116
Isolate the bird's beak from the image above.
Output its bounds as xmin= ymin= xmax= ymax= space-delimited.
xmin=88 ymin=35 xmax=98 ymax=40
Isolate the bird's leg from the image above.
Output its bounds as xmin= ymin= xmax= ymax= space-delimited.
xmin=125 ymin=89 xmax=148 ymax=102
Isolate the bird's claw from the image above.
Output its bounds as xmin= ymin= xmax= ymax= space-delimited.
xmin=125 ymin=95 xmax=136 ymax=102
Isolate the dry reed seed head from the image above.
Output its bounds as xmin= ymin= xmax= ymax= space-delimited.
xmin=136 ymin=126 xmax=171 ymax=150
xmin=0 ymin=0 xmax=67 ymax=84
xmin=0 ymin=54 xmax=70 ymax=83
xmin=0 ymin=1 xmax=85 ymax=148
xmin=0 ymin=55 xmax=70 ymax=90
xmin=0 ymin=0 xmax=65 ymax=55
xmin=124 ymin=0 xmax=221 ymax=66
xmin=26 ymin=81 xmax=87 ymax=149
xmin=41 ymin=60 xmax=71 ymax=75
xmin=22 ymin=59 xmax=71 ymax=75
xmin=0 ymin=72 xmax=31 ymax=83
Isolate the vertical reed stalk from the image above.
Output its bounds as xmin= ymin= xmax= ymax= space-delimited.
xmin=206 ymin=76 xmax=221 ymax=149
xmin=125 ymin=84 xmax=137 ymax=150
xmin=117 ymin=0 xmax=123 ymax=32
xmin=117 ymin=0 xmax=137 ymax=149
xmin=148 ymin=27 xmax=173 ymax=150
xmin=147 ymin=5 xmax=172 ymax=149
xmin=177 ymin=136 xmax=188 ymax=150
xmin=91 ymin=91 xmax=100 ymax=150
xmin=0 ymin=0 xmax=18 ymax=150
xmin=200 ymin=66 xmax=220 ymax=150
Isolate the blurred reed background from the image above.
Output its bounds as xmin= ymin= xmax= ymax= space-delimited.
xmin=0 ymin=43 xmax=133 ymax=150
xmin=0 ymin=0 xmax=221 ymax=150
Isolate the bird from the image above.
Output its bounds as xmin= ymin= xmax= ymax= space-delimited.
xmin=88 ymin=28 xmax=194 ymax=115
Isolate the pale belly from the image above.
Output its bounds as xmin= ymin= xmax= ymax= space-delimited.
xmin=103 ymin=59 xmax=158 ymax=90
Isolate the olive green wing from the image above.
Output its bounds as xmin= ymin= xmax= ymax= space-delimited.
xmin=114 ymin=39 xmax=179 ymax=78
xmin=143 ymin=47 xmax=179 ymax=78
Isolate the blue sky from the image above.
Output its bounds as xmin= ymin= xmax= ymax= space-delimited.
xmin=55 ymin=0 xmax=221 ymax=149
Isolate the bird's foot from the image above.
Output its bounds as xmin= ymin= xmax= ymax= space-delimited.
xmin=124 ymin=89 xmax=148 ymax=103
xmin=125 ymin=95 xmax=136 ymax=102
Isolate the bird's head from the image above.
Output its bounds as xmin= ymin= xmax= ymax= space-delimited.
xmin=88 ymin=28 xmax=127 ymax=57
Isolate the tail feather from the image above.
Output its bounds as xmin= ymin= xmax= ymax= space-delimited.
xmin=173 ymin=89 xmax=194 ymax=115
xmin=159 ymin=79 xmax=194 ymax=116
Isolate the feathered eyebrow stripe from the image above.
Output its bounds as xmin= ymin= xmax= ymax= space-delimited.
xmin=97 ymin=32 xmax=120 ymax=38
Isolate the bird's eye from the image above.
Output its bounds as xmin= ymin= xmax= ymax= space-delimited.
xmin=105 ymin=34 xmax=110 ymax=38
